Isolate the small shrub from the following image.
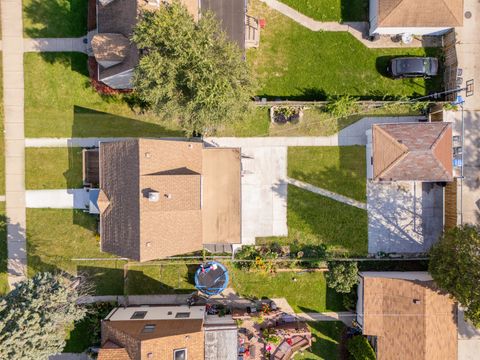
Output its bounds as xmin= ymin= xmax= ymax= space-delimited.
xmin=326 ymin=261 xmax=358 ymax=293
xmin=325 ymin=95 xmax=359 ymax=118
xmin=347 ymin=335 xmax=376 ymax=360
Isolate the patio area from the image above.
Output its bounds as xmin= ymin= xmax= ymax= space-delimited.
xmin=235 ymin=303 xmax=312 ymax=359
xmin=367 ymin=181 xmax=444 ymax=254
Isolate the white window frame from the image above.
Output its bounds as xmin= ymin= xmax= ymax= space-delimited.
xmin=173 ymin=348 xmax=187 ymax=360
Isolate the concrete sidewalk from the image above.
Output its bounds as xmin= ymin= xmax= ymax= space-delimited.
xmin=24 ymin=37 xmax=87 ymax=53
xmin=2 ymin=0 xmax=27 ymax=288
xmin=25 ymin=189 xmax=90 ymax=209
xmin=297 ymin=311 xmax=356 ymax=326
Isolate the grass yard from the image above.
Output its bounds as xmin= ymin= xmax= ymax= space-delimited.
xmin=230 ymin=268 xmax=345 ymax=313
xmin=26 ymin=209 xmax=125 ymax=295
xmin=288 ymin=146 xmax=366 ymax=201
xmin=258 ymin=185 xmax=368 ymax=256
xmin=294 ymin=322 xmax=346 ymax=359
xmin=24 ymin=52 xmax=184 ymax=138
xmin=0 ymin=203 xmax=8 ymax=295
xmin=23 ymin=0 xmax=87 ymax=38
xmin=248 ymin=0 xmax=443 ymax=100
xmin=280 ymin=0 xmax=368 ymax=21
xmin=26 ymin=148 xmax=83 ymax=189
xmin=126 ymin=264 xmax=197 ymax=295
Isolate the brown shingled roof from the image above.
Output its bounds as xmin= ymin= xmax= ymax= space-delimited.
xmin=92 ymin=33 xmax=131 ymax=63
xmin=362 ymin=276 xmax=457 ymax=360
xmin=98 ymin=341 xmax=132 ymax=360
xmin=372 ymin=122 xmax=453 ymax=182
xmin=377 ymin=0 xmax=463 ymax=28
xmin=99 ymin=139 xmax=241 ymax=261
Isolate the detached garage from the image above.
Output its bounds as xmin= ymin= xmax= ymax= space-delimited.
xmin=369 ymin=0 xmax=463 ymax=36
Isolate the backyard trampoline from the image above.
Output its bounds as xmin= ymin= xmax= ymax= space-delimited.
xmin=194 ymin=261 xmax=229 ymax=296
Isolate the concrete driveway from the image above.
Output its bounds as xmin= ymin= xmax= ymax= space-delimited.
xmin=367 ymin=181 xmax=444 ymax=254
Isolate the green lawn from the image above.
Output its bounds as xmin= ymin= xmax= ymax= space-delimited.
xmin=26 ymin=209 xmax=125 ymax=295
xmin=259 ymin=185 xmax=368 ymax=256
xmin=26 ymin=148 xmax=83 ymax=189
xmin=248 ymin=0 xmax=443 ymax=100
xmin=0 ymin=203 xmax=9 ymax=295
xmin=24 ymin=52 xmax=184 ymax=138
xmin=23 ymin=0 xmax=87 ymax=38
xmin=230 ymin=268 xmax=344 ymax=313
xmin=126 ymin=264 xmax=197 ymax=295
xmin=288 ymin=146 xmax=366 ymax=201
xmin=294 ymin=322 xmax=345 ymax=359
xmin=280 ymin=0 xmax=368 ymax=21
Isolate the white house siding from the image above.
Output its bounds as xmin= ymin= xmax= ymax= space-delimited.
xmin=100 ymin=68 xmax=134 ymax=89
xmin=371 ymin=26 xmax=452 ymax=36
xmin=369 ymin=0 xmax=379 ymax=35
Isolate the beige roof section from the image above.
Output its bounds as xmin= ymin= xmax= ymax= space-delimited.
xmin=202 ymin=148 xmax=241 ymax=244
xmin=99 ymin=139 xmax=240 ymax=262
xmin=101 ymin=319 xmax=204 ymax=360
xmin=362 ymin=276 xmax=457 ymax=360
xmin=92 ymin=33 xmax=131 ymax=63
xmin=377 ymin=0 xmax=463 ymax=27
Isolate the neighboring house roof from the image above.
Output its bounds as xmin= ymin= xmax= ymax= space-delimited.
xmin=101 ymin=319 xmax=205 ymax=360
xmin=96 ymin=0 xmax=139 ymax=82
xmin=98 ymin=341 xmax=131 ymax=360
xmin=99 ymin=139 xmax=241 ymax=261
xmin=361 ymin=274 xmax=457 ymax=360
xmin=372 ymin=122 xmax=453 ymax=182
xmin=201 ymin=0 xmax=246 ymax=51
xmin=95 ymin=0 xmax=242 ymax=87
xmin=376 ymin=0 xmax=463 ymax=28
xmin=91 ymin=33 xmax=131 ymax=63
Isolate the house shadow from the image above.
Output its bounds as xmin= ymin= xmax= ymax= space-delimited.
xmin=340 ymin=0 xmax=369 ymax=22
xmin=23 ymin=0 xmax=88 ymax=38
xmin=124 ymin=263 xmax=198 ymax=296
xmin=72 ymin=105 xmax=184 ymax=138
xmin=77 ymin=264 xmax=125 ymax=296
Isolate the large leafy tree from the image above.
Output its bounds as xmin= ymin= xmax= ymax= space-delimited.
xmin=132 ymin=1 xmax=253 ymax=136
xmin=0 ymin=273 xmax=88 ymax=359
xmin=429 ymin=225 xmax=480 ymax=327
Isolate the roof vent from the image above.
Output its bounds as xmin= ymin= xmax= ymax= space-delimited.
xmin=413 ymin=299 xmax=421 ymax=304
xmin=147 ymin=353 xmax=154 ymax=359
xmin=188 ymin=144 xmax=193 ymax=148
xmin=148 ymin=192 xmax=160 ymax=202
xmin=145 ymin=152 xmax=151 ymax=158
xmin=146 ymin=242 xmax=151 ymax=247
xmin=164 ymin=193 xmax=172 ymax=199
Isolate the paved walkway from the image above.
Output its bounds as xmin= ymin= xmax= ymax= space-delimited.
xmin=288 ymin=178 xmax=366 ymax=210
xmin=0 ymin=195 xmax=5 ymax=201
xmin=259 ymin=0 xmax=440 ymax=48
xmin=2 ymin=0 xmax=27 ymax=288
xmin=25 ymin=189 xmax=90 ymax=209
xmin=24 ymin=37 xmax=87 ymax=53
xmin=297 ymin=311 xmax=356 ymax=326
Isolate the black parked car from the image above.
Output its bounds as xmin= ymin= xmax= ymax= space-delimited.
xmin=388 ymin=57 xmax=439 ymax=78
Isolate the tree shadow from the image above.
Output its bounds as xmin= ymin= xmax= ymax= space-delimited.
xmin=295 ymin=318 xmax=345 ymax=359
xmin=23 ymin=0 xmax=88 ymax=38
xmin=0 ymin=210 xmax=9 ymax=294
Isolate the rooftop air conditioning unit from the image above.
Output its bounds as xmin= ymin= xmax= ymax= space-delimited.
xmin=148 ymin=192 xmax=160 ymax=202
